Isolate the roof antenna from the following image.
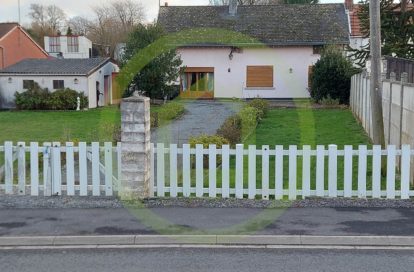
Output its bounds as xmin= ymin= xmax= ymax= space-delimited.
xmin=18 ymin=0 xmax=21 ymax=25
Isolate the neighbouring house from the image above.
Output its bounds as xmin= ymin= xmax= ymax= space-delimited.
xmin=346 ymin=0 xmax=369 ymax=51
xmin=0 ymin=22 xmax=48 ymax=69
xmin=0 ymin=58 xmax=118 ymax=109
xmin=44 ymin=35 xmax=93 ymax=59
xmin=114 ymin=43 xmax=126 ymax=62
xmin=157 ymin=1 xmax=350 ymax=99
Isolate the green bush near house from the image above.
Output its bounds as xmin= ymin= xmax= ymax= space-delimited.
xmin=247 ymin=98 xmax=270 ymax=119
xmin=239 ymin=106 xmax=260 ymax=138
xmin=47 ymin=89 xmax=88 ymax=110
xmin=15 ymin=85 xmax=88 ymax=110
xmin=217 ymin=115 xmax=242 ymax=146
xmin=310 ymin=47 xmax=359 ymax=104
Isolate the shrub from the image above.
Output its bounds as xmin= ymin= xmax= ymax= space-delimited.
xmin=217 ymin=115 xmax=242 ymax=146
xmin=189 ymin=134 xmax=229 ymax=168
xmin=15 ymin=86 xmax=88 ymax=110
xmin=319 ymin=95 xmax=340 ymax=106
xmin=310 ymin=47 xmax=359 ymax=105
xmin=247 ymin=98 xmax=269 ymax=119
xmin=239 ymin=106 xmax=260 ymax=139
xmin=14 ymin=83 xmax=50 ymax=110
xmin=158 ymin=102 xmax=185 ymax=122
xmin=47 ymin=89 xmax=88 ymax=110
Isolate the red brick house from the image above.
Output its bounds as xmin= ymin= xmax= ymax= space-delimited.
xmin=0 ymin=23 xmax=48 ymax=69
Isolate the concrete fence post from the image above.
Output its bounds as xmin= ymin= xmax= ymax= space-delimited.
xmin=120 ymin=93 xmax=151 ymax=200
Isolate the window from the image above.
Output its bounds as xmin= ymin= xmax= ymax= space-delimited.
xmin=49 ymin=37 xmax=61 ymax=52
xmin=23 ymin=80 xmax=35 ymax=89
xmin=246 ymin=66 xmax=273 ymax=88
xmin=67 ymin=36 xmax=79 ymax=53
xmin=181 ymin=68 xmax=214 ymax=92
xmin=308 ymin=66 xmax=314 ymax=90
xmin=53 ymin=80 xmax=65 ymax=89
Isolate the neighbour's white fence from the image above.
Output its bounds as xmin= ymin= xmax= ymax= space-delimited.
xmin=0 ymin=142 xmax=121 ymax=196
xmin=152 ymin=143 xmax=414 ymax=200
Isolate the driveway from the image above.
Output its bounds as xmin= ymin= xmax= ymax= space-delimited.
xmin=151 ymin=100 xmax=241 ymax=145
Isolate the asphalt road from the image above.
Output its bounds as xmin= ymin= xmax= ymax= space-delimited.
xmin=1 ymin=248 xmax=414 ymax=272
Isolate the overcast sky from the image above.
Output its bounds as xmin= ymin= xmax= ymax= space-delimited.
xmin=1 ymin=0 xmax=344 ymax=26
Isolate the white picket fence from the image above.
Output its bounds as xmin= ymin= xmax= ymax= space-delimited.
xmin=0 ymin=142 xmax=121 ymax=196
xmin=151 ymin=143 xmax=414 ymax=200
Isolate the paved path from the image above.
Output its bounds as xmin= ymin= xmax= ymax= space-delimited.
xmin=1 ymin=248 xmax=413 ymax=272
xmin=151 ymin=101 xmax=241 ymax=145
xmin=1 ymin=207 xmax=414 ymax=237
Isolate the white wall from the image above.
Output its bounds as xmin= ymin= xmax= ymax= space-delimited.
xmin=177 ymin=47 xmax=321 ymax=99
xmin=349 ymin=36 xmax=369 ymax=51
xmin=44 ymin=36 xmax=92 ymax=59
xmin=0 ymin=62 xmax=116 ymax=109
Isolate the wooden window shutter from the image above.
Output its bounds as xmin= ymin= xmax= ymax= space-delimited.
xmin=246 ymin=66 xmax=273 ymax=88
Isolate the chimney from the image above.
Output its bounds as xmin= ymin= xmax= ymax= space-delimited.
xmin=345 ymin=0 xmax=353 ymax=10
xmin=229 ymin=0 xmax=237 ymax=16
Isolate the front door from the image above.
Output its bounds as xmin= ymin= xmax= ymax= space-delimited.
xmin=104 ymin=76 xmax=110 ymax=105
xmin=180 ymin=67 xmax=214 ymax=99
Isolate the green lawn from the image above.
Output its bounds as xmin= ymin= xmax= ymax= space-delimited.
xmin=169 ymin=108 xmax=383 ymax=197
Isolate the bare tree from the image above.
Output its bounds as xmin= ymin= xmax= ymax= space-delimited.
xmin=47 ymin=5 xmax=67 ymax=33
xmin=68 ymin=16 xmax=93 ymax=36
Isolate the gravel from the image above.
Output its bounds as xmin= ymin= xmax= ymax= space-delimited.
xmin=0 ymin=196 xmax=413 ymax=209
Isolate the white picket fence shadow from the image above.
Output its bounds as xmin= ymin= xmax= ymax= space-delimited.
xmin=151 ymin=143 xmax=414 ymax=200
xmin=0 ymin=142 xmax=121 ymax=196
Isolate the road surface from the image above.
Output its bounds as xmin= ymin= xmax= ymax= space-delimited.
xmin=1 ymin=247 xmax=414 ymax=272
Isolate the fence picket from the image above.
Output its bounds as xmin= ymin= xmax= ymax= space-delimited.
xmin=66 ymin=142 xmax=75 ymax=196
xmin=316 ymin=145 xmax=325 ymax=197
xmin=235 ymin=144 xmax=244 ymax=199
xmin=372 ymin=145 xmax=382 ymax=198
xmin=78 ymin=142 xmax=88 ymax=196
xmin=182 ymin=144 xmax=191 ymax=197
xmin=196 ymin=144 xmax=204 ymax=197
xmin=248 ymin=145 xmax=256 ymax=199
xmin=275 ymin=145 xmax=284 ymax=200
xmin=221 ymin=145 xmax=230 ymax=198
xmin=117 ymin=142 xmax=122 ymax=193
xmin=170 ymin=144 xmax=178 ymax=197
xmin=52 ymin=142 xmax=62 ymax=196
xmin=400 ymin=145 xmax=411 ymax=199
xmin=150 ymin=143 xmax=155 ymax=197
xmin=91 ymin=142 xmax=100 ymax=196
xmin=17 ymin=142 xmax=26 ymax=195
xmin=208 ymin=145 xmax=217 ymax=198
xmin=328 ymin=145 xmax=337 ymax=198
xmin=157 ymin=143 xmax=165 ymax=197
xmin=30 ymin=142 xmax=39 ymax=196
xmin=358 ymin=145 xmax=367 ymax=198
xmin=43 ymin=143 xmax=52 ymax=196
xmin=302 ymin=145 xmax=311 ymax=198
xmin=104 ymin=142 xmax=113 ymax=196
xmin=262 ymin=145 xmax=270 ymax=200
xmin=344 ymin=145 xmax=353 ymax=198
xmin=288 ymin=145 xmax=297 ymax=200
xmin=4 ymin=141 xmax=13 ymax=194
xmin=386 ymin=145 xmax=396 ymax=199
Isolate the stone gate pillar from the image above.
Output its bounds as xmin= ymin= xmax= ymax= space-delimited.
xmin=120 ymin=93 xmax=151 ymax=200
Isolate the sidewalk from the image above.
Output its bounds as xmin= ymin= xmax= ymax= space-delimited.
xmin=1 ymin=206 xmax=414 ymax=237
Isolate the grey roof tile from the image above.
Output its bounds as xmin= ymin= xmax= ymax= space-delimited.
xmin=158 ymin=4 xmax=350 ymax=46
xmin=0 ymin=58 xmax=111 ymax=75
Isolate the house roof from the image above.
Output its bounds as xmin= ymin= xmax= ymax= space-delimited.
xmin=0 ymin=58 xmax=111 ymax=76
xmin=349 ymin=6 xmax=363 ymax=37
xmin=0 ymin=23 xmax=18 ymax=40
xmin=157 ymin=4 xmax=350 ymax=46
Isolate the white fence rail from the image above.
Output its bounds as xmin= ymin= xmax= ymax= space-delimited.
xmin=0 ymin=142 xmax=121 ymax=196
xmin=151 ymin=143 xmax=414 ymax=200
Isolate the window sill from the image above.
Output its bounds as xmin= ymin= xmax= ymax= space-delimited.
xmin=244 ymin=87 xmax=275 ymax=91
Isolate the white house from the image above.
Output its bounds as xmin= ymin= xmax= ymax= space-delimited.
xmin=44 ymin=35 xmax=93 ymax=59
xmin=158 ymin=1 xmax=350 ymax=99
xmin=0 ymin=58 xmax=118 ymax=109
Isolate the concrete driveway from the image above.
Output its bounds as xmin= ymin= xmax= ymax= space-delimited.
xmin=151 ymin=100 xmax=241 ymax=145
